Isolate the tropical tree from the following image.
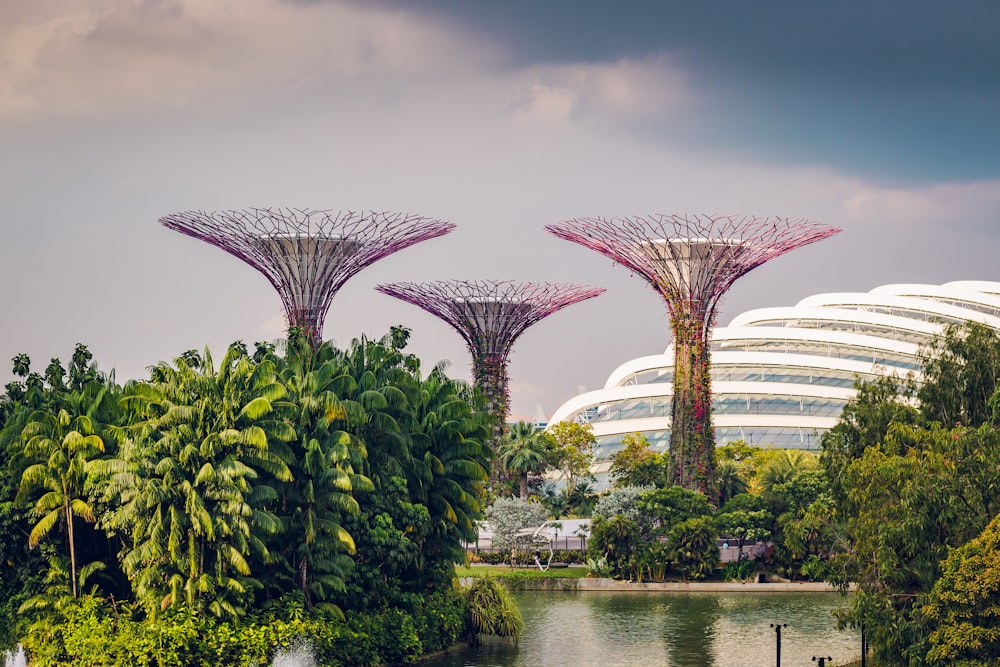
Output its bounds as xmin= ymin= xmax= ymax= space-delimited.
xmin=546 ymin=421 xmax=595 ymax=496
xmin=98 ymin=344 xmax=292 ymax=618
xmin=330 ymin=330 xmax=489 ymax=606
xmin=485 ymin=497 xmax=547 ymax=551
xmin=830 ymin=423 xmax=1000 ymax=663
xmin=18 ymin=400 xmax=107 ymax=598
xmin=497 ymin=421 xmax=552 ymax=499
xmin=924 ymin=512 xmax=1000 ymax=665
xmin=714 ymin=509 xmax=772 ymax=561
xmin=609 ymin=432 xmax=668 ymax=488
xmin=271 ymin=335 xmax=371 ymax=611
xmin=919 ymin=321 xmax=1000 ymax=428
xmin=820 ymin=375 xmax=921 ymax=507
xmin=667 ymin=516 xmax=719 ymax=581
xmin=637 ymin=485 xmax=713 ymax=534
xmin=714 ymin=459 xmax=749 ymax=505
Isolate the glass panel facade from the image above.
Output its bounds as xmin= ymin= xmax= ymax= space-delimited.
xmin=713 ymin=339 xmax=921 ymax=371
xmin=902 ymin=295 xmax=1000 ymax=318
xmin=593 ymin=426 xmax=822 ymax=460
xmin=745 ymin=319 xmax=935 ymax=346
xmin=578 ymin=393 xmax=847 ymax=424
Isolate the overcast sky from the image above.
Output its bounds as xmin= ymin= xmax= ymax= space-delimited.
xmin=2 ymin=1 xmax=999 ymax=420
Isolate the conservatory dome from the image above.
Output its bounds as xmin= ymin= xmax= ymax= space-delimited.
xmin=548 ymin=281 xmax=1000 ymax=468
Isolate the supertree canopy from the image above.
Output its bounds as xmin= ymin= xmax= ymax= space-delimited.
xmin=545 ymin=214 xmax=840 ymax=494
xmin=375 ymin=279 xmax=605 ymax=450
xmin=160 ymin=208 xmax=454 ymax=341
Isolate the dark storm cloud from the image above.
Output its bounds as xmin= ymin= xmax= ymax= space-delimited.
xmin=358 ymin=0 xmax=1000 ymax=184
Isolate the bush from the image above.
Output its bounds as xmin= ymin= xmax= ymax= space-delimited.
xmin=588 ymin=515 xmax=640 ymax=579
xmin=485 ymin=498 xmax=548 ymax=551
xmin=668 ymin=516 xmax=720 ymax=581
xmin=469 ymin=548 xmax=586 ymax=566
xmin=462 ymin=578 xmax=524 ymax=641
xmin=18 ymin=588 xmax=469 ymax=667
xmin=722 ymin=558 xmax=758 ymax=582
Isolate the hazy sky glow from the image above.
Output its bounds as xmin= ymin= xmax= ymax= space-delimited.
xmin=2 ymin=1 xmax=999 ymax=419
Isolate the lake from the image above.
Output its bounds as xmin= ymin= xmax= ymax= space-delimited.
xmin=424 ymin=589 xmax=860 ymax=667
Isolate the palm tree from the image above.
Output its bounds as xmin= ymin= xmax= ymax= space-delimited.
xmin=407 ymin=366 xmax=489 ymax=566
xmin=98 ymin=344 xmax=292 ymax=618
xmin=271 ymin=336 xmax=371 ymax=611
xmin=19 ymin=403 xmax=106 ymax=598
xmin=497 ymin=421 xmax=552 ymax=499
xmin=759 ymin=449 xmax=819 ymax=495
xmin=716 ymin=460 xmax=749 ymax=505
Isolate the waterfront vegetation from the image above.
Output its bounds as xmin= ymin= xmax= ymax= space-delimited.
xmin=4 ymin=321 xmax=1000 ymax=664
xmin=0 ymin=330 xmax=495 ymax=665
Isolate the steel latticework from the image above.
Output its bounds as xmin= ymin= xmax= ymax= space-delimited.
xmin=545 ymin=214 xmax=840 ymax=494
xmin=375 ymin=280 xmax=605 ymax=450
xmin=160 ymin=208 xmax=454 ymax=341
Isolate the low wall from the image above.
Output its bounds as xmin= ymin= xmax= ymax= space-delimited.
xmin=458 ymin=577 xmax=842 ymax=593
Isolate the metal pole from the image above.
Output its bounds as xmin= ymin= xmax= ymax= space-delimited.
xmin=861 ymin=623 xmax=867 ymax=667
xmin=770 ymin=623 xmax=786 ymax=667
xmin=812 ymin=657 xmax=832 ymax=667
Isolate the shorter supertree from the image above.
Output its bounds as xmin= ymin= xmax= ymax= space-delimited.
xmin=546 ymin=214 xmax=840 ymax=494
xmin=160 ymin=208 xmax=454 ymax=342
xmin=375 ymin=280 xmax=605 ymax=451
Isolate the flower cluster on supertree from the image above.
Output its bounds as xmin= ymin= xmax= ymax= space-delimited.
xmin=374 ymin=279 xmax=605 ymax=451
xmin=545 ymin=214 xmax=840 ymax=494
xmin=160 ymin=207 xmax=454 ymax=342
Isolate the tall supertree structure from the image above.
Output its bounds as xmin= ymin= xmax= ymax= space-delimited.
xmin=545 ymin=214 xmax=840 ymax=494
xmin=160 ymin=208 xmax=454 ymax=342
xmin=374 ymin=279 xmax=605 ymax=450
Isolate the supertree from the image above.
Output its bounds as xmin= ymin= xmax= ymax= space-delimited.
xmin=374 ymin=279 xmax=605 ymax=451
xmin=545 ymin=214 xmax=840 ymax=494
xmin=160 ymin=207 xmax=454 ymax=342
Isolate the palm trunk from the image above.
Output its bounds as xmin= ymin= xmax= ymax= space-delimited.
xmin=65 ymin=498 xmax=77 ymax=598
xmin=519 ymin=473 xmax=528 ymax=499
xmin=299 ymin=553 xmax=312 ymax=609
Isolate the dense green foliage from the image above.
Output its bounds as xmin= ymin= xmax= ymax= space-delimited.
xmin=0 ymin=331 xmax=503 ymax=664
xmin=924 ymin=513 xmax=1000 ymax=665
xmin=821 ymin=321 xmax=1000 ymax=665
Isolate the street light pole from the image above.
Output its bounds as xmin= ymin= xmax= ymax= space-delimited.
xmin=770 ymin=623 xmax=787 ymax=667
xmin=861 ymin=623 xmax=867 ymax=667
xmin=812 ymin=656 xmax=833 ymax=667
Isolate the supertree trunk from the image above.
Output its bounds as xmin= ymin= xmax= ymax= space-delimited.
xmin=546 ymin=214 xmax=840 ymax=495
xmin=668 ymin=307 xmax=715 ymax=494
xmin=472 ymin=352 xmax=510 ymax=454
xmin=375 ymin=279 xmax=605 ymax=490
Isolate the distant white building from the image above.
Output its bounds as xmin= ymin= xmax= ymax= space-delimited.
xmin=549 ymin=281 xmax=1000 ymax=469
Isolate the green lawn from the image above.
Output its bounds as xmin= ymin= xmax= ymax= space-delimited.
xmin=455 ymin=565 xmax=589 ymax=579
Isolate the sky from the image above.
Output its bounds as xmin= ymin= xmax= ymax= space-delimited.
xmin=1 ymin=1 xmax=999 ymax=420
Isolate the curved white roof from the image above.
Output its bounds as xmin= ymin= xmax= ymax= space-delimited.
xmin=549 ymin=280 xmax=1000 ymax=460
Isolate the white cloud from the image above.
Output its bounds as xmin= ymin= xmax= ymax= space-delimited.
xmin=0 ymin=0 xmax=500 ymax=121
xmin=843 ymin=179 xmax=1000 ymax=231
xmin=507 ymin=56 xmax=691 ymax=124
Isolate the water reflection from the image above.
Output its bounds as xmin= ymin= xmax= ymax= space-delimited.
xmin=660 ymin=594 xmax=720 ymax=667
xmin=425 ymin=590 xmax=858 ymax=667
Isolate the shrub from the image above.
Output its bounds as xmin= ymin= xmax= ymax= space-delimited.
xmin=485 ymin=498 xmax=548 ymax=551
xmin=462 ymin=578 xmax=524 ymax=641
xmin=668 ymin=516 xmax=720 ymax=581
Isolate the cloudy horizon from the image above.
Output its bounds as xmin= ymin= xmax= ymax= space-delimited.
xmin=2 ymin=1 xmax=998 ymax=420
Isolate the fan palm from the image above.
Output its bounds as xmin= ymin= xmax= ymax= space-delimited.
xmin=497 ymin=421 xmax=552 ymax=499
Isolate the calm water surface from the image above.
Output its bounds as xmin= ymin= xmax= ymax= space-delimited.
xmin=426 ymin=590 xmax=859 ymax=667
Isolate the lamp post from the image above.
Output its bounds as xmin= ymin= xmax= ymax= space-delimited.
xmin=770 ymin=623 xmax=786 ymax=667
xmin=861 ymin=623 xmax=867 ymax=667
xmin=812 ymin=657 xmax=833 ymax=667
